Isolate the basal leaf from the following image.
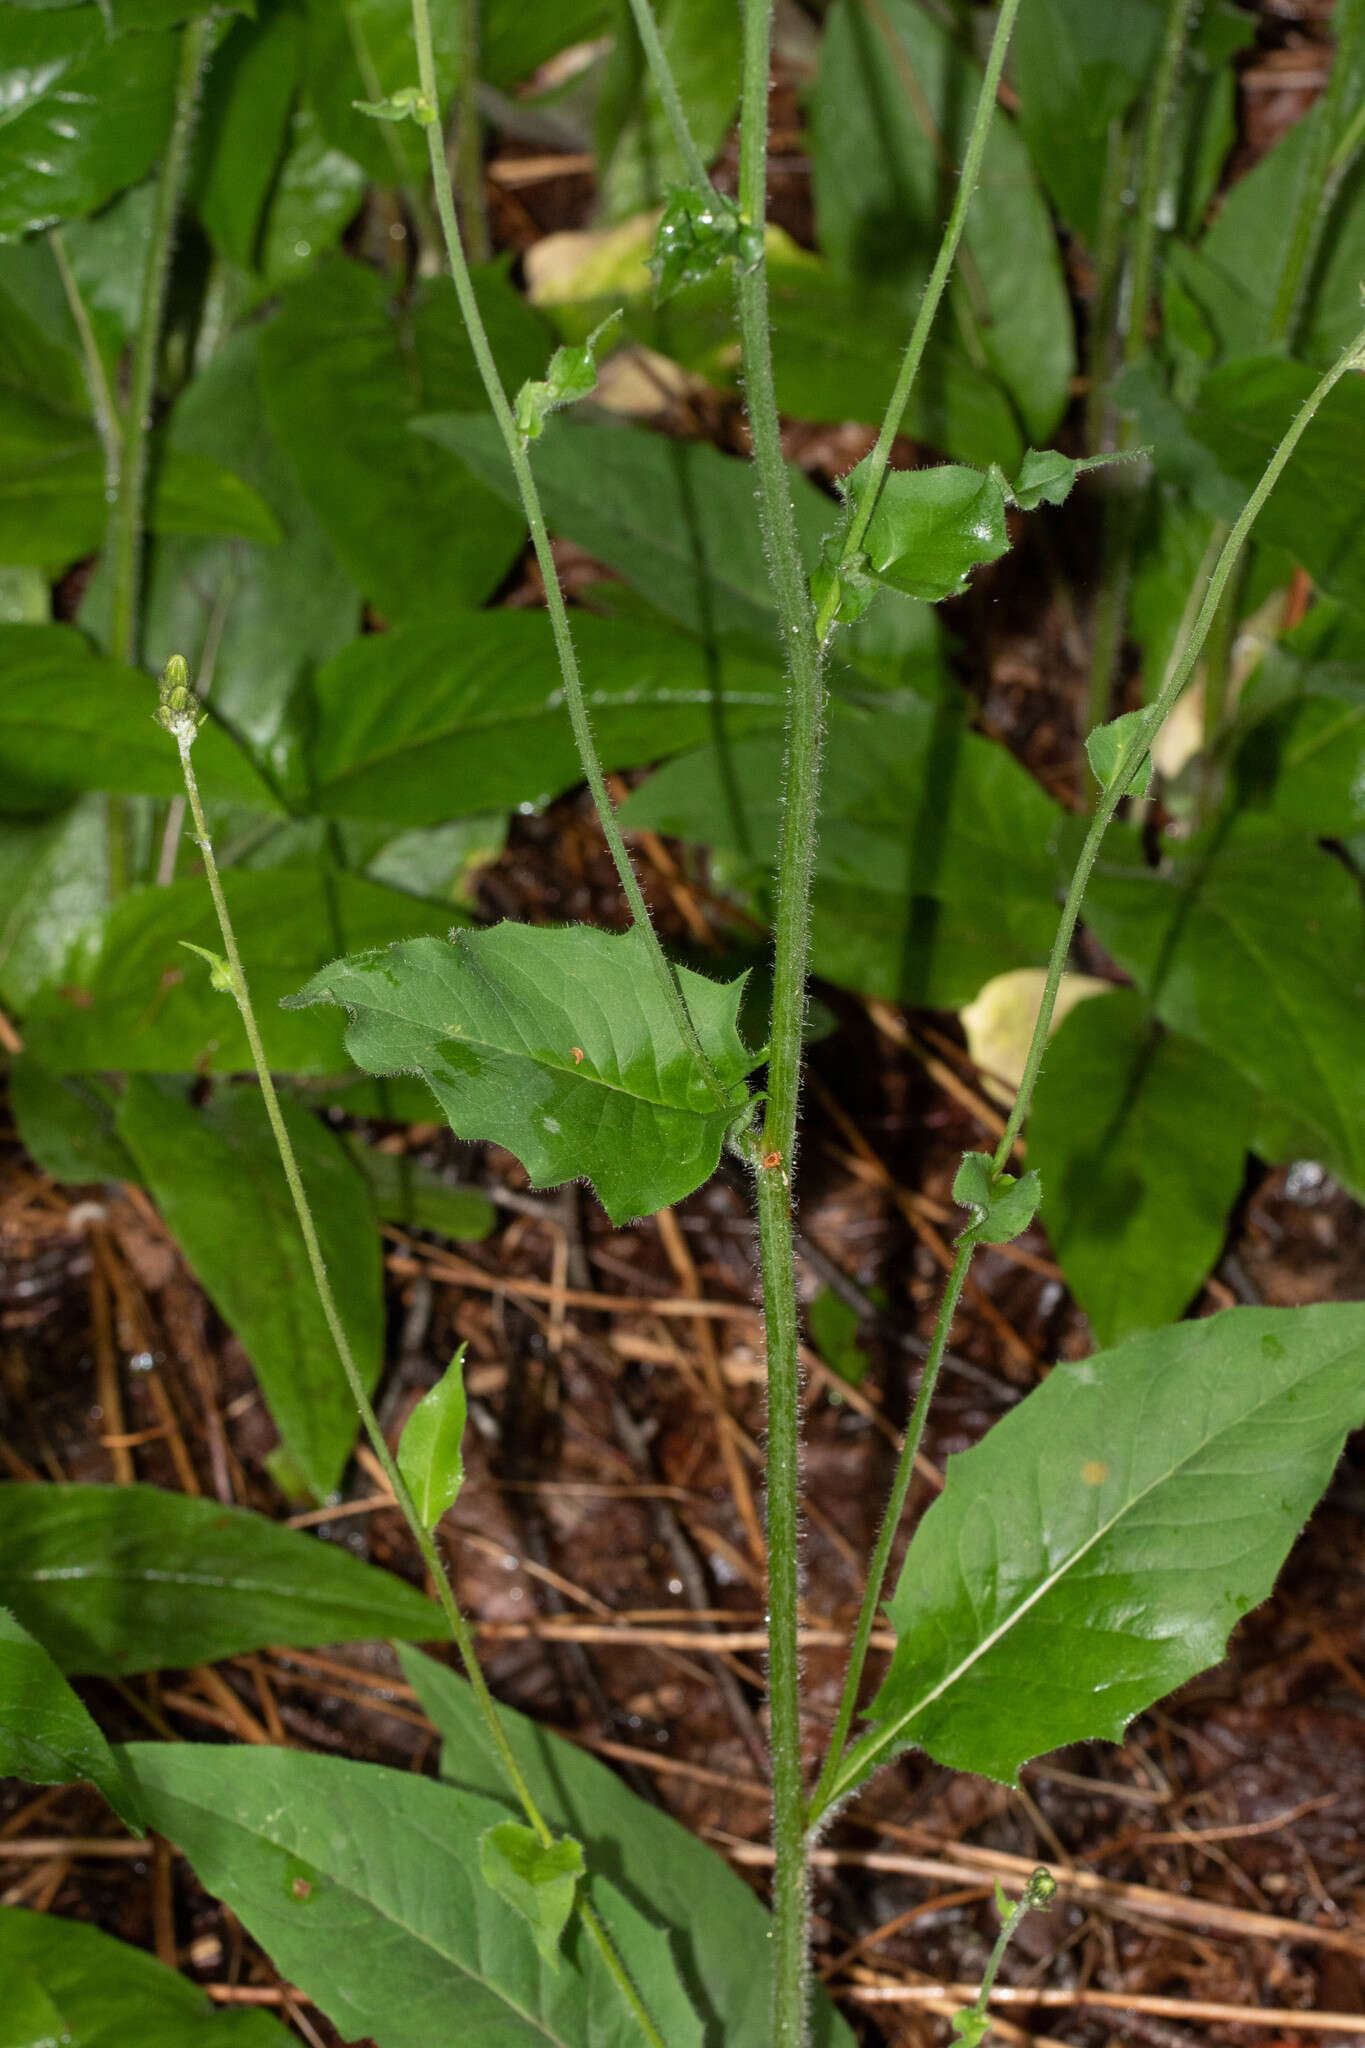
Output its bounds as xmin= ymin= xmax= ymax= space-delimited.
xmin=287 ymin=923 xmax=756 ymax=1225
xmin=0 ymin=1907 xmax=289 ymax=2047
xmin=828 ymin=1303 xmax=1365 ymax=1802
xmin=22 ymin=870 xmax=460 ymax=1077
xmin=116 ymin=1080 xmax=383 ymax=1502
xmin=0 ymin=1609 xmax=144 ymax=1830
xmin=402 ymin=1646 xmax=858 ymax=2048
xmin=0 ymin=1484 xmax=437 ymax=1675
xmin=0 ymin=799 xmax=107 ymax=1010
xmin=398 ymin=1347 xmax=468 ymax=1530
xmin=1029 ymin=992 xmax=1253 ymax=1345
xmin=1010 ymin=0 xmax=1162 ymax=244
xmin=348 ymin=1139 xmax=495 ymax=1242
xmin=123 ymin=1745 xmax=703 ymax=2048
xmin=194 ymin=0 xmax=304 ymax=271
xmin=9 ymin=1062 xmax=135 ymax=1185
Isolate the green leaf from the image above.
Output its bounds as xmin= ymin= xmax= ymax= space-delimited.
xmin=1010 ymin=445 xmax=1140 ymax=512
xmin=0 ymin=1484 xmax=437 ymax=1675
xmin=515 ymin=313 xmax=620 ymax=440
xmin=480 ymin=0 xmax=610 ymax=90
xmin=23 ymin=870 xmax=461 ymax=1077
xmin=116 ymin=1080 xmax=381 ymax=1501
xmin=194 ymin=0 xmax=303 ymax=270
xmin=258 ymin=257 xmax=546 ymax=620
xmin=0 ymin=624 xmax=280 ymax=811
xmin=808 ymin=1287 xmax=870 ymax=1389
xmin=307 ymin=612 xmax=787 ymax=824
xmin=287 ymin=923 xmax=756 ymax=1226
xmin=1010 ymin=0 xmax=1162 ymax=243
xmin=398 ymin=1346 xmax=468 ymax=1530
xmin=830 ymin=1302 xmax=1365 ymax=1801
xmin=648 ymin=186 xmax=761 ymax=302
xmin=1029 ymin=993 xmax=1253 ymax=1345
xmin=0 ymin=799 xmax=107 ymax=1009
xmin=595 ymin=0 xmax=740 ymax=218
xmin=619 ymin=695 xmax=1070 ymax=1007
xmin=123 ymin=1744 xmax=703 ymax=2048
xmin=0 ymin=1609 xmax=144 ymax=1830
xmin=348 ymin=1139 xmax=495 ymax=1242
xmin=251 ymin=101 xmax=366 ymax=290
xmin=0 ymin=1907 xmax=290 ymax=2048
xmin=1085 ymin=709 xmax=1153 ymax=797
xmin=9 ymin=1062 xmax=135 ymax=1184
xmin=846 ymin=459 xmax=1011 ymax=605
xmin=1085 ymin=822 xmax=1365 ymax=1199
xmin=414 ymin=413 xmax=832 ymax=648
xmin=0 ymin=8 xmax=176 ymax=239
xmin=479 ymin=1823 xmax=584 ymax=1971
xmin=401 ymin=1646 xmax=857 ymax=2048
xmin=810 ymin=0 xmax=1074 ymax=444
xmin=952 ymin=1151 xmax=1041 ymax=1247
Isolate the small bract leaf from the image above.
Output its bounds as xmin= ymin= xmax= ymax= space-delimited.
xmin=351 ymin=85 xmax=436 ymax=125
xmin=478 ymin=1822 xmax=585 ymax=1971
xmin=952 ymin=1150 xmax=1041 ymax=1246
xmin=178 ymin=940 xmax=235 ymax=995
xmin=515 ymin=312 xmax=621 ymax=442
xmin=397 ymin=1346 xmax=468 ymax=1531
xmin=1086 ymin=709 xmax=1154 ymax=797
xmin=1009 ymin=446 xmax=1146 ymax=511
xmin=648 ymin=185 xmax=764 ymax=303
xmin=844 ymin=458 xmax=1011 ymax=604
xmin=810 ymin=532 xmax=878 ymax=630
xmin=950 ymin=2007 xmax=991 ymax=2047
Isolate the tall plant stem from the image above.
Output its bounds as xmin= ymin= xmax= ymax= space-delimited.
xmin=807 ymin=316 xmax=1365 ymax=1829
xmin=813 ymin=0 xmax=1023 ymax=642
xmin=1123 ymin=0 xmax=1200 ymax=372
xmin=408 ymin=0 xmax=730 ymax=1112
xmin=103 ymin=14 xmax=210 ymax=895
xmin=453 ymin=0 xmax=489 ymax=261
xmin=169 ymin=715 xmax=664 ymax=2048
xmin=624 ymin=0 xmax=713 ymax=188
xmin=1269 ymin=0 xmax=1365 ymax=348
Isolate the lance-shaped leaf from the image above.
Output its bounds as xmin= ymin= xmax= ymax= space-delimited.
xmin=825 ymin=1303 xmax=1365 ymax=1806
xmin=0 ymin=1610 xmax=144 ymax=1831
xmin=398 ymin=1348 xmax=468 ymax=1531
xmin=287 ymin=924 xmax=756 ymax=1225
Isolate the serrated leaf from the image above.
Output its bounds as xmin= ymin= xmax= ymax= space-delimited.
xmin=398 ymin=1347 xmax=468 ymax=1530
xmin=479 ymin=1823 xmax=583 ymax=1971
xmin=826 ymin=1303 xmax=1365 ymax=1803
xmin=0 ymin=1906 xmax=289 ymax=2048
xmin=287 ymin=923 xmax=756 ymax=1225
xmin=0 ymin=1484 xmax=437 ymax=1676
xmin=1086 ymin=709 xmax=1154 ymax=797
xmin=123 ymin=1745 xmax=703 ymax=2048
xmin=1010 ymin=446 xmax=1139 ymax=512
xmin=1029 ymin=993 xmax=1253 ymax=1345
xmin=844 ymin=458 xmax=1011 ymax=604
xmin=952 ymin=1151 xmax=1041 ymax=1246
xmin=115 ymin=1081 xmax=382 ymax=1501
xmin=0 ymin=1609 xmax=144 ymax=1831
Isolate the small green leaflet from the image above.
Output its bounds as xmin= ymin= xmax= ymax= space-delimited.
xmin=515 ymin=314 xmax=621 ymax=443
xmin=648 ymin=186 xmax=764 ymax=302
xmin=1086 ymin=709 xmax=1153 ymax=797
xmin=397 ymin=1347 xmax=468 ymax=1531
xmin=479 ymin=1823 xmax=585 ymax=1971
xmin=952 ymin=1151 xmax=1041 ymax=1246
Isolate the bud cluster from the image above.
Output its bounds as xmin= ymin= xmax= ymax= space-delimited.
xmin=154 ymin=654 xmax=206 ymax=745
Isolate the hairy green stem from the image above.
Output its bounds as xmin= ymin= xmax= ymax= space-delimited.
xmin=453 ymin=0 xmax=489 ymax=262
xmin=813 ymin=0 xmax=1023 ymax=643
xmin=171 ymin=716 xmax=663 ymax=2048
xmin=625 ymin=0 xmax=713 ymax=188
xmin=807 ymin=316 xmax=1365 ymax=1827
xmin=1268 ymin=0 xmax=1365 ymax=348
xmin=409 ymin=0 xmax=730 ymax=1112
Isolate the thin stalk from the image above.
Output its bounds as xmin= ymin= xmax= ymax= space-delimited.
xmin=453 ymin=0 xmax=489 ymax=262
xmin=624 ymin=0 xmax=712 ymax=189
xmin=1083 ymin=118 xmax=1129 ymax=458
xmin=807 ymin=317 xmax=1365 ymax=1829
xmin=813 ymin=0 xmax=1024 ymax=643
xmin=169 ymin=710 xmax=664 ymax=2048
xmin=49 ymin=228 xmax=121 ymax=497
xmin=409 ymin=0 xmax=731 ymax=1113
xmin=1122 ymin=0 xmax=1200 ymax=370
xmin=1268 ymin=0 xmax=1365 ymax=348
xmin=104 ymin=14 xmax=210 ymax=898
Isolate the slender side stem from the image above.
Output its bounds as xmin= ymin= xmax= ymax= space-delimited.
xmin=1268 ymin=0 xmax=1365 ymax=348
xmin=1122 ymin=0 xmax=1199 ymax=369
xmin=49 ymin=229 xmax=121 ymax=497
xmin=409 ymin=0 xmax=731 ymax=1112
xmin=624 ymin=0 xmax=713 ymax=188
xmin=453 ymin=0 xmax=489 ymax=262
xmin=172 ymin=724 xmax=664 ymax=2048
xmin=813 ymin=0 xmax=1023 ymax=642
xmin=807 ymin=318 xmax=1365 ymax=1829
xmin=1083 ymin=118 xmax=1129 ymax=458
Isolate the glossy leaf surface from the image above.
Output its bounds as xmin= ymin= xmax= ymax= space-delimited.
xmin=0 ymin=799 xmax=107 ymax=1009
xmin=831 ymin=1303 xmax=1365 ymax=1801
xmin=848 ymin=460 xmax=1010 ymax=604
xmin=402 ymin=1647 xmax=858 ymax=2048
xmin=0 ymin=1609 xmax=144 ymax=1829
xmin=1029 ymin=993 xmax=1253 ymax=1345
xmin=288 ymin=923 xmax=756 ymax=1225
xmin=0 ymin=1484 xmax=437 ymax=1675
xmin=23 ymin=871 xmax=458 ymax=1077
xmin=0 ymin=1908 xmax=289 ymax=2047
xmin=397 ymin=1347 xmax=468 ymax=1530
xmin=124 ymin=1745 xmax=702 ymax=2048
xmin=116 ymin=1081 xmax=382 ymax=1501
xmin=195 ymin=2 xmax=303 ymax=270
